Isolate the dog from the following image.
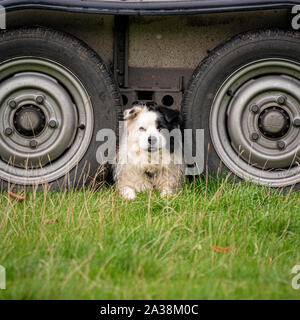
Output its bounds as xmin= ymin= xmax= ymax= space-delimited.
xmin=114 ymin=103 xmax=184 ymax=200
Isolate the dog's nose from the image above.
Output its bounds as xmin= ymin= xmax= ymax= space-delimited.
xmin=148 ymin=136 xmax=157 ymax=145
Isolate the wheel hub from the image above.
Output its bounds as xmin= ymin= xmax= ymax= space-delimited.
xmin=13 ymin=104 xmax=46 ymax=137
xmin=258 ymin=106 xmax=290 ymax=139
xmin=0 ymin=71 xmax=78 ymax=169
xmin=227 ymin=74 xmax=300 ymax=169
xmin=210 ymin=59 xmax=300 ymax=187
xmin=0 ymin=57 xmax=93 ymax=185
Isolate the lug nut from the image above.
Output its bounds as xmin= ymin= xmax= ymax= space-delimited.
xmin=4 ymin=127 xmax=13 ymax=136
xmin=29 ymin=140 xmax=38 ymax=148
xmin=227 ymin=90 xmax=234 ymax=97
xmin=8 ymin=99 xmax=17 ymax=109
xmin=48 ymin=119 xmax=57 ymax=128
xmin=277 ymin=95 xmax=286 ymax=105
xmin=294 ymin=118 xmax=300 ymax=127
xmin=251 ymin=132 xmax=259 ymax=141
xmin=277 ymin=141 xmax=286 ymax=150
xmin=250 ymin=104 xmax=260 ymax=114
xmin=35 ymin=95 xmax=44 ymax=104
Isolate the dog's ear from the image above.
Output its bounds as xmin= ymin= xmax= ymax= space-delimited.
xmin=156 ymin=106 xmax=182 ymax=126
xmin=123 ymin=106 xmax=143 ymax=120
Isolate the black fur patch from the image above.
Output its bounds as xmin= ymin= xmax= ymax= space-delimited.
xmin=156 ymin=106 xmax=182 ymax=128
xmin=155 ymin=106 xmax=182 ymax=153
xmin=145 ymin=171 xmax=154 ymax=179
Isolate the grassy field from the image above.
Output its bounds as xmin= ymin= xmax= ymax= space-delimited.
xmin=0 ymin=176 xmax=299 ymax=300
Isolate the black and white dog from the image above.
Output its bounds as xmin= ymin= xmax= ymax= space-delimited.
xmin=114 ymin=103 xmax=184 ymax=200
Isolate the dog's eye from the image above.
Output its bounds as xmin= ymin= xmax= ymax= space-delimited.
xmin=139 ymin=127 xmax=146 ymax=132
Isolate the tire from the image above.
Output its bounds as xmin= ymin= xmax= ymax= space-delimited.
xmin=182 ymin=29 xmax=300 ymax=189
xmin=0 ymin=27 xmax=121 ymax=190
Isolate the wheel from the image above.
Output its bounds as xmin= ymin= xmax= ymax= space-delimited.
xmin=0 ymin=27 xmax=121 ymax=190
xmin=182 ymin=29 xmax=300 ymax=188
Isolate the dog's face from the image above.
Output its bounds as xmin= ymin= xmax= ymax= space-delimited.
xmin=123 ymin=104 xmax=182 ymax=154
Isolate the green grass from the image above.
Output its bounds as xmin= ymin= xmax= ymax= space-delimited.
xmin=0 ymin=177 xmax=299 ymax=300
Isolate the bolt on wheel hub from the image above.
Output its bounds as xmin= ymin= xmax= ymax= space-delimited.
xmin=13 ymin=104 xmax=46 ymax=137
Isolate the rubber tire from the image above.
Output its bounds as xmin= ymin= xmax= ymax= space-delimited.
xmin=182 ymin=29 xmax=300 ymax=188
xmin=0 ymin=27 xmax=122 ymax=190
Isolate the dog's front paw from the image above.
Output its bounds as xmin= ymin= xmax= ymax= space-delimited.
xmin=161 ymin=189 xmax=175 ymax=198
xmin=120 ymin=187 xmax=136 ymax=200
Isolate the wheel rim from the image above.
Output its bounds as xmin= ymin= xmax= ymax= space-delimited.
xmin=210 ymin=59 xmax=300 ymax=187
xmin=0 ymin=57 xmax=93 ymax=185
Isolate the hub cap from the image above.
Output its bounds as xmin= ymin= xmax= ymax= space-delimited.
xmin=258 ymin=106 xmax=290 ymax=139
xmin=210 ymin=59 xmax=300 ymax=187
xmin=13 ymin=104 xmax=46 ymax=137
